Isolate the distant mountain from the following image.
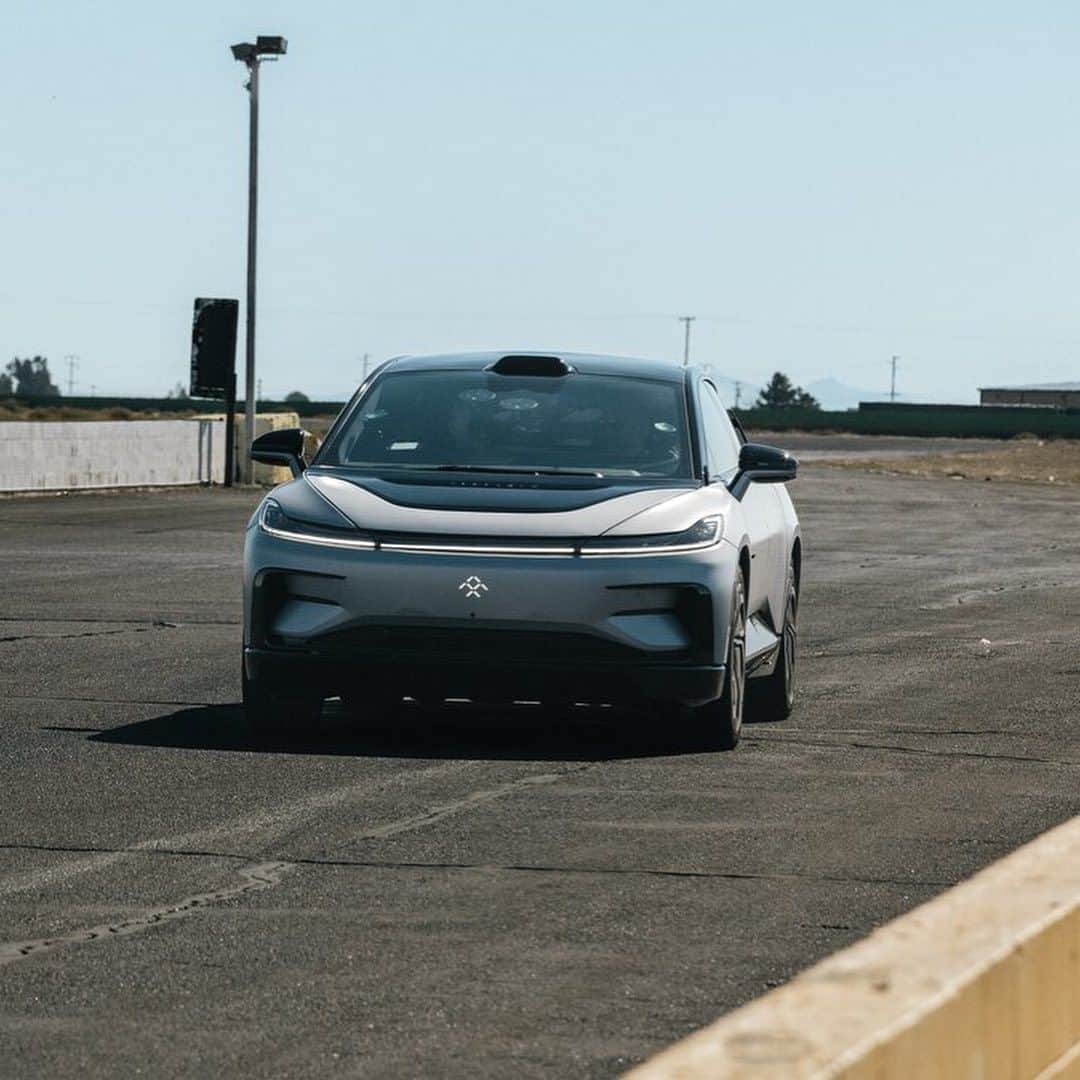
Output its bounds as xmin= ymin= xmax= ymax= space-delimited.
xmin=696 ymin=371 xmax=934 ymax=411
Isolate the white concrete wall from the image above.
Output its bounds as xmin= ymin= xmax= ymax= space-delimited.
xmin=0 ymin=420 xmax=226 ymax=492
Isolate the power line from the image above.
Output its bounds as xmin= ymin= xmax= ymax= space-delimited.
xmin=6 ymin=292 xmax=1079 ymax=348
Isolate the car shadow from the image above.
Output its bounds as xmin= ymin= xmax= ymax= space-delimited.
xmin=88 ymin=700 xmax=697 ymax=763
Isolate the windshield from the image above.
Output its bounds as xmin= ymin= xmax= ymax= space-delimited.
xmin=317 ymin=370 xmax=693 ymax=479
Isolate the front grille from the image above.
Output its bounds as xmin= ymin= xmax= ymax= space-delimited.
xmin=308 ymin=625 xmax=666 ymax=665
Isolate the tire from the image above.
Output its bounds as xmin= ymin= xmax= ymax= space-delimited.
xmin=685 ymin=567 xmax=747 ymax=751
xmin=748 ymin=563 xmax=798 ymax=722
xmin=243 ymin=663 xmax=322 ymax=739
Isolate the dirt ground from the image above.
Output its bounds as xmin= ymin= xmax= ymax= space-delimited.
xmin=0 ymin=401 xmax=192 ymax=422
xmin=822 ymin=437 xmax=1080 ymax=486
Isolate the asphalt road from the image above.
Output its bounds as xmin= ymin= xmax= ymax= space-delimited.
xmin=1 ymin=459 xmax=1078 ymax=1078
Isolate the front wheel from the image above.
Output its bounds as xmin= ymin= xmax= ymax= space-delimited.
xmin=684 ymin=567 xmax=747 ymax=751
xmin=243 ymin=663 xmax=322 ymax=739
xmin=747 ymin=564 xmax=798 ymax=723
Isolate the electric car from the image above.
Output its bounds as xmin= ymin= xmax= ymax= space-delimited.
xmin=243 ymin=351 xmax=800 ymax=749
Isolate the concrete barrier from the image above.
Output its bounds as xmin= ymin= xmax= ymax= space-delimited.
xmin=626 ymin=815 xmax=1080 ymax=1079
xmin=0 ymin=419 xmax=225 ymax=492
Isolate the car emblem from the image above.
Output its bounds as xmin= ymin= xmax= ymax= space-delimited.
xmin=459 ymin=574 xmax=488 ymax=599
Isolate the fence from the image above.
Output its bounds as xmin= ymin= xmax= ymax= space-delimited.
xmin=8 ymin=394 xmax=346 ymax=419
xmin=11 ymin=395 xmax=1080 ymax=439
xmin=736 ymin=402 xmax=1080 ymax=439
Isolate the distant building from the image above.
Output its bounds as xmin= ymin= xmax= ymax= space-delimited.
xmin=979 ymin=382 xmax=1080 ymax=408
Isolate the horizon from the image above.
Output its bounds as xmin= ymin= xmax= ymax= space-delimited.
xmin=0 ymin=357 xmax=1027 ymax=411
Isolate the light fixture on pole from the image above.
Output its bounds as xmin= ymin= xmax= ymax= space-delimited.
xmin=231 ymin=34 xmax=287 ymax=483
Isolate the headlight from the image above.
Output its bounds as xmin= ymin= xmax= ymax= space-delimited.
xmin=580 ymin=515 xmax=722 ymax=556
xmin=259 ymin=498 xmax=376 ymax=550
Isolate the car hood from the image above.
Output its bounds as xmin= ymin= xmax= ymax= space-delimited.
xmin=302 ymin=471 xmax=701 ymax=538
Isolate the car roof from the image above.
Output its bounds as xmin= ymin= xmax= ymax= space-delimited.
xmin=384 ymin=351 xmax=687 ymax=382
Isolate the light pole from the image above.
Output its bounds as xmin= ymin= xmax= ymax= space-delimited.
xmin=678 ymin=315 xmax=695 ymax=366
xmin=231 ymin=35 xmax=287 ymax=483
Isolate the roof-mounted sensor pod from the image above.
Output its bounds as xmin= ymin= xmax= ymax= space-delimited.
xmin=488 ymin=355 xmax=573 ymax=377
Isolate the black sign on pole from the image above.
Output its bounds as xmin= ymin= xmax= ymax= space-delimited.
xmin=190 ymin=298 xmax=239 ymax=487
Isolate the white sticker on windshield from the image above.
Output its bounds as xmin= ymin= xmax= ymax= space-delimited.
xmin=389 ymin=441 xmax=419 ymax=451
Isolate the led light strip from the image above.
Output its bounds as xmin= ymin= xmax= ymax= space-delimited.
xmin=262 ymin=525 xmax=716 ymax=557
xmin=579 ymin=539 xmax=719 ymax=556
xmin=262 ymin=504 xmax=719 ymax=557
xmin=261 ymin=518 xmax=568 ymax=555
xmin=380 ymin=541 xmax=576 ymax=556
xmin=259 ymin=522 xmax=377 ymax=550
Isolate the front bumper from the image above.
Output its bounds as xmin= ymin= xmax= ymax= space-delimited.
xmin=243 ymin=521 xmax=740 ymax=707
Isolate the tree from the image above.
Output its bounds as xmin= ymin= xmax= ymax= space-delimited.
xmin=284 ymin=390 xmax=310 ymax=403
xmin=756 ymin=371 xmax=820 ymax=410
xmin=0 ymin=372 xmax=12 ymax=397
xmin=166 ymin=382 xmax=190 ymax=399
xmin=6 ymin=356 xmax=60 ymax=398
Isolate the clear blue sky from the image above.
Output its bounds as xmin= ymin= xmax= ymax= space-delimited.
xmin=3 ymin=1 xmax=1078 ymax=402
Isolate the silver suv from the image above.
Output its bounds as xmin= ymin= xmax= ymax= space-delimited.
xmin=243 ymin=351 xmax=800 ymax=749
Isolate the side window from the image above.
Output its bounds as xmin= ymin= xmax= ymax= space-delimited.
xmin=702 ymin=382 xmax=742 ymax=479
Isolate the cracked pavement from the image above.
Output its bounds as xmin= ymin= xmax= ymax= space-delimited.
xmin=0 ymin=459 xmax=1078 ymax=1077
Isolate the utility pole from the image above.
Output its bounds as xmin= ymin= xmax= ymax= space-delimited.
xmin=362 ymin=353 xmax=370 ymax=380
xmin=734 ymin=381 xmax=742 ymax=409
xmin=678 ymin=316 xmax=696 ymax=366
xmin=257 ymin=378 xmax=263 ymax=403
xmin=890 ymin=355 xmax=899 ymax=402
xmin=231 ymin=35 xmax=287 ymax=483
xmin=64 ymin=354 xmax=79 ymax=396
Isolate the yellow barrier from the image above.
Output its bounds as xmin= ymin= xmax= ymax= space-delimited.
xmin=626 ymin=815 xmax=1080 ymax=1080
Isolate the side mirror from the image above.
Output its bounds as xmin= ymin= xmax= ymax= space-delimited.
xmin=730 ymin=442 xmax=797 ymax=500
xmin=251 ymin=427 xmax=308 ymax=478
